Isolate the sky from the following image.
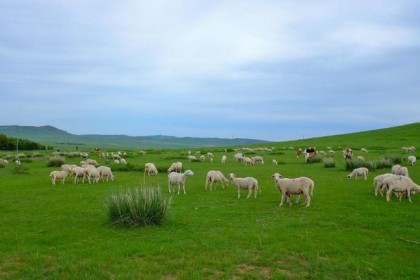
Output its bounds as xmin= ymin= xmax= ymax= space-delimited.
xmin=1 ymin=0 xmax=419 ymax=141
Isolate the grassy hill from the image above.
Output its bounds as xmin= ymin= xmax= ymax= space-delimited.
xmin=0 ymin=125 xmax=267 ymax=149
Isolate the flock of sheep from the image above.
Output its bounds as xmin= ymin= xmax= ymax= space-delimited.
xmin=46 ymin=146 xmax=418 ymax=207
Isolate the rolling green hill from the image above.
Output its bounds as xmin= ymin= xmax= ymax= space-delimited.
xmin=0 ymin=125 xmax=267 ymax=149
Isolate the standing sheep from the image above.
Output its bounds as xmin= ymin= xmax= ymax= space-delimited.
xmin=205 ymin=170 xmax=229 ymax=191
xmin=384 ymin=175 xmax=420 ymax=203
xmin=97 ymin=166 xmax=114 ymax=182
xmin=49 ymin=170 xmax=68 ymax=185
xmin=347 ymin=167 xmax=369 ymax=180
xmin=168 ymin=170 xmax=194 ymax=194
xmin=144 ymin=163 xmax=158 ymax=176
xmin=391 ymin=164 xmax=409 ymax=177
xmin=228 ymin=173 xmax=259 ymax=199
xmin=373 ymin=173 xmax=394 ymax=196
xmin=167 ymin=162 xmax=183 ymax=173
xmin=408 ymin=155 xmax=416 ymax=166
xmin=271 ymin=173 xmax=314 ymax=207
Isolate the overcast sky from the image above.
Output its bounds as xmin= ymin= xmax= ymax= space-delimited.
xmin=1 ymin=1 xmax=419 ymax=141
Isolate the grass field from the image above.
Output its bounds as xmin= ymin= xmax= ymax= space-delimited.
xmin=0 ymin=124 xmax=419 ymax=279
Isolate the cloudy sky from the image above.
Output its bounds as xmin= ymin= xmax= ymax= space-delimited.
xmin=1 ymin=1 xmax=419 ymax=141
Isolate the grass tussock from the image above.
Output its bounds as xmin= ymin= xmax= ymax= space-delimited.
xmin=305 ymin=155 xmax=323 ymax=164
xmin=345 ymin=160 xmax=377 ymax=171
xmin=107 ymin=187 xmax=171 ymax=227
xmin=47 ymin=157 xmax=65 ymax=167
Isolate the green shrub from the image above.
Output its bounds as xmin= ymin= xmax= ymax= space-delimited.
xmin=323 ymin=158 xmax=336 ymax=168
xmin=47 ymin=158 xmax=65 ymax=167
xmin=305 ymin=155 xmax=322 ymax=164
xmin=11 ymin=165 xmax=30 ymax=174
xmin=107 ymin=187 xmax=171 ymax=227
xmin=345 ymin=160 xmax=376 ymax=171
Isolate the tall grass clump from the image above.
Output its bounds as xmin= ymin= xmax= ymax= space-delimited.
xmin=107 ymin=187 xmax=171 ymax=227
xmin=305 ymin=155 xmax=323 ymax=164
xmin=344 ymin=160 xmax=376 ymax=171
xmin=323 ymin=158 xmax=336 ymax=168
xmin=47 ymin=157 xmax=65 ymax=167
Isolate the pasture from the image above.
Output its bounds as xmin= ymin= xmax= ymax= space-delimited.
xmin=0 ymin=131 xmax=419 ymax=279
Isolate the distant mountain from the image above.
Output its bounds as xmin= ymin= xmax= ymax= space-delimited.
xmin=0 ymin=125 xmax=267 ymax=149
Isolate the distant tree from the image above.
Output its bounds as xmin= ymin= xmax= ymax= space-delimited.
xmin=0 ymin=134 xmax=45 ymax=150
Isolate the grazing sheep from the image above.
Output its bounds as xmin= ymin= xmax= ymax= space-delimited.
xmin=97 ymin=166 xmax=114 ymax=182
xmin=205 ymin=170 xmax=229 ymax=191
xmin=144 ymin=163 xmax=158 ymax=176
xmin=408 ymin=155 xmax=416 ymax=166
xmin=271 ymin=173 xmax=314 ymax=207
xmin=49 ymin=170 xmax=68 ymax=185
xmin=120 ymin=158 xmax=127 ymax=164
xmin=251 ymin=156 xmax=264 ymax=164
xmin=86 ymin=159 xmax=98 ymax=166
xmin=187 ymin=155 xmax=197 ymax=162
xmin=0 ymin=159 xmax=9 ymax=165
xmin=356 ymin=156 xmax=365 ymax=162
xmin=347 ymin=167 xmax=369 ymax=180
xmin=221 ymin=155 xmax=227 ymax=164
xmin=361 ymin=148 xmax=368 ymax=153
xmin=233 ymin=153 xmax=244 ymax=162
xmin=384 ymin=175 xmax=420 ymax=203
xmin=228 ymin=173 xmax=259 ymax=199
xmin=242 ymin=157 xmax=254 ymax=165
xmin=391 ymin=164 xmax=409 ymax=177
xmin=61 ymin=164 xmax=76 ymax=173
xmin=168 ymin=162 xmax=183 ymax=173
xmin=71 ymin=166 xmax=86 ymax=184
xmin=373 ymin=173 xmax=394 ymax=196
xmin=272 ymin=159 xmax=278 ymax=165
xmin=84 ymin=165 xmax=100 ymax=184
xmin=168 ymin=170 xmax=194 ymax=194
xmin=207 ymin=152 xmax=214 ymax=159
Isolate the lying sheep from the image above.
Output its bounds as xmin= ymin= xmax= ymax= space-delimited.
xmin=97 ymin=166 xmax=114 ymax=182
xmin=271 ymin=173 xmax=314 ymax=207
xmin=408 ymin=155 xmax=416 ymax=166
xmin=49 ymin=170 xmax=68 ymax=185
xmin=347 ymin=167 xmax=369 ymax=180
xmin=384 ymin=175 xmax=420 ymax=203
xmin=168 ymin=170 xmax=194 ymax=194
xmin=391 ymin=164 xmax=409 ymax=177
xmin=144 ymin=163 xmax=158 ymax=176
xmin=168 ymin=162 xmax=183 ymax=173
xmin=205 ymin=170 xmax=229 ymax=191
xmin=228 ymin=173 xmax=259 ymax=199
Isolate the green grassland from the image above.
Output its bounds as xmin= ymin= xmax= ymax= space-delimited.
xmin=0 ymin=123 xmax=419 ymax=279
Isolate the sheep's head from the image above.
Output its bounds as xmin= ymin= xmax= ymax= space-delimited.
xmin=229 ymin=173 xmax=235 ymax=180
xmin=272 ymin=173 xmax=282 ymax=180
xmin=184 ymin=170 xmax=194 ymax=177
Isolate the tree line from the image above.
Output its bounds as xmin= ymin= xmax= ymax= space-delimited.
xmin=0 ymin=134 xmax=47 ymax=150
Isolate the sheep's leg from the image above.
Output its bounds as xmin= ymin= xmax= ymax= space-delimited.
xmin=386 ymin=189 xmax=392 ymax=202
xmin=246 ymin=187 xmax=252 ymax=199
xmin=237 ymin=187 xmax=241 ymax=199
xmin=205 ymin=180 xmax=208 ymax=191
xmin=182 ymin=183 xmax=186 ymax=194
xmin=295 ymin=195 xmax=301 ymax=204
xmin=279 ymin=193 xmax=284 ymax=207
xmin=177 ymin=183 xmax=181 ymax=195
xmin=254 ymin=187 xmax=257 ymax=199
xmin=305 ymin=194 xmax=311 ymax=207
xmin=168 ymin=183 xmax=171 ymax=193
xmin=407 ymin=191 xmax=412 ymax=203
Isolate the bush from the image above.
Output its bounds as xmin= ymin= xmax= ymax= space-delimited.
xmin=47 ymin=158 xmax=65 ymax=167
xmin=305 ymin=155 xmax=323 ymax=164
xmin=323 ymin=158 xmax=336 ymax=168
xmin=107 ymin=187 xmax=171 ymax=227
xmin=345 ymin=160 xmax=376 ymax=171
xmin=11 ymin=165 xmax=30 ymax=174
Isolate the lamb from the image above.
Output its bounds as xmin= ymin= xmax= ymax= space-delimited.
xmin=384 ymin=175 xmax=420 ymax=203
xmin=205 ymin=170 xmax=229 ymax=191
xmin=228 ymin=173 xmax=259 ymax=199
xmin=408 ymin=155 xmax=416 ymax=166
xmin=168 ymin=162 xmax=183 ymax=173
xmin=49 ymin=170 xmax=68 ymax=185
xmin=373 ymin=173 xmax=394 ymax=196
xmin=347 ymin=167 xmax=369 ymax=180
xmin=97 ymin=166 xmax=114 ymax=182
xmin=144 ymin=163 xmax=158 ymax=176
xmin=391 ymin=164 xmax=409 ymax=177
xmin=271 ymin=173 xmax=314 ymax=207
xmin=168 ymin=170 xmax=194 ymax=194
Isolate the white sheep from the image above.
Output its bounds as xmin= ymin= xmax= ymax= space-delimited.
xmin=391 ymin=164 xmax=409 ymax=177
xmin=233 ymin=153 xmax=244 ymax=162
xmin=144 ymin=163 xmax=158 ymax=176
xmin=408 ymin=155 xmax=416 ymax=166
xmin=221 ymin=155 xmax=227 ymax=164
xmin=49 ymin=170 xmax=68 ymax=185
xmin=168 ymin=161 xmax=183 ymax=173
xmin=86 ymin=159 xmax=98 ymax=166
xmin=271 ymin=173 xmax=314 ymax=207
xmin=373 ymin=173 xmax=394 ymax=196
xmin=384 ymin=175 xmax=420 ymax=203
xmin=272 ymin=159 xmax=278 ymax=165
xmin=347 ymin=167 xmax=369 ymax=180
xmin=228 ymin=173 xmax=259 ymax=199
xmin=0 ymin=159 xmax=9 ymax=165
xmin=97 ymin=166 xmax=114 ymax=182
xmin=120 ymin=158 xmax=127 ymax=164
xmin=205 ymin=170 xmax=229 ymax=191
xmin=168 ymin=170 xmax=194 ymax=194
xmin=84 ymin=165 xmax=100 ymax=184
xmin=187 ymin=155 xmax=197 ymax=162
xmin=361 ymin=148 xmax=368 ymax=153
xmin=71 ymin=166 xmax=86 ymax=184
xmin=200 ymin=155 xmax=206 ymax=162
xmin=251 ymin=156 xmax=264 ymax=164
xmin=242 ymin=157 xmax=254 ymax=165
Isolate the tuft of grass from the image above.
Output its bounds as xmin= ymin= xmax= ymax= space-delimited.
xmin=11 ymin=165 xmax=30 ymax=174
xmin=305 ymin=155 xmax=323 ymax=163
xmin=345 ymin=160 xmax=376 ymax=171
xmin=47 ymin=157 xmax=65 ymax=167
xmin=107 ymin=187 xmax=171 ymax=227
xmin=323 ymin=158 xmax=336 ymax=168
